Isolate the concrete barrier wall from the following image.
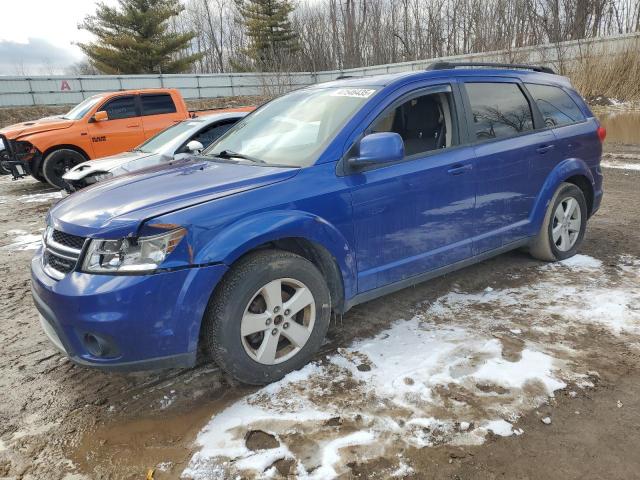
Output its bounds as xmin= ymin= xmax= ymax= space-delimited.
xmin=1 ymin=32 xmax=638 ymax=107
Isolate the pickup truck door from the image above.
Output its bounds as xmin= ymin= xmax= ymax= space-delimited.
xmin=140 ymin=93 xmax=185 ymax=139
xmin=348 ymin=84 xmax=476 ymax=292
xmin=88 ymin=95 xmax=145 ymax=158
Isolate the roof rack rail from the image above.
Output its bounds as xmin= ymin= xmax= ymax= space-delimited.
xmin=335 ymin=75 xmax=358 ymax=80
xmin=426 ymin=61 xmax=555 ymax=75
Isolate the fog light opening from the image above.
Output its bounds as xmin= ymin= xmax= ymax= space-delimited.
xmin=84 ymin=333 xmax=109 ymax=357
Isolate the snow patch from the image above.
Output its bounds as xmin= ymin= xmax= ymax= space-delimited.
xmin=185 ymin=319 xmax=565 ymax=478
xmin=18 ymin=190 xmax=64 ymax=203
xmin=484 ymin=419 xmax=514 ymax=436
xmin=184 ymin=254 xmax=640 ymax=478
xmin=601 ymin=161 xmax=640 ymax=171
xmin=2 ymin=230 xmax=41 ymax=251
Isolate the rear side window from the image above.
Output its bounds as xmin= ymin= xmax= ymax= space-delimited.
xmin=465 ymin=83 xmax=533 ymax=140
xmin=525 ymin=83 xmax=585 ymax=127
xmin=141 ymin=94 xmax=177 ymax=116
xmin=101 ymin=96 xmax=138 ymax=120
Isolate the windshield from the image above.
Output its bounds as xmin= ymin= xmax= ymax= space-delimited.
xmin=63 ymin=96 xmax=104 ymax=120
xmin=136 ymin=121 xmax=202 ymax=153
xmin=204 ymin=87 xmax=378 ymax=167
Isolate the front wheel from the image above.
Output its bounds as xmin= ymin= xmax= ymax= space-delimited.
xmin=203 ymin=250 xmax=331 ymax=385
xmin=529 ymin=182 xmax=588 ymax=261
xmin=42 ymin=149 xmax=86 ymax=189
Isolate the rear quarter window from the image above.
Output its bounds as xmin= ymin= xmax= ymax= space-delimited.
xmin=525 ymin=83 xmax=586 ymax=127
xmin=141 ymin=94 xmax=177 ymax=116
xmin=465 ymin=82 xmax=534 ymax=140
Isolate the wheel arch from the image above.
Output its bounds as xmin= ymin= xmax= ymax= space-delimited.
xmin=529 ymin=158 xmax=595 ymax=234
xmin=191 ymin=210 xmax=357 ymax=313
xmin=564 ymin=174 xmax=594 ymax=217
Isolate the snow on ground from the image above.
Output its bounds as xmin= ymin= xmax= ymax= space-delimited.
xmin=601 ymin=153 xmax=640 ymax=171
xmin=184 ymin=255 xmax=640 ymax=479
xmin=601 ymin=161 xmax=640 ymax=171
xmin=1 ymin=229 xmax=42 ymax=251
xmin=17 ymin=190 xmax=64 ymax=203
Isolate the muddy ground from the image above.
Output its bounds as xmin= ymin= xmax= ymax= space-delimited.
xmin=0 ymin=122 xmax=639 ymax=478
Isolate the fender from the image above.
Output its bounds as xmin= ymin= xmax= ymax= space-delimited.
xmin=528 ymin=157 xmax=595 ymax=235
xmin=197 ymin=210 xmax=358 ymax=300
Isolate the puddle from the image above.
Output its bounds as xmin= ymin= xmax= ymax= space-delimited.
xmin=598 ymin=111 xmax=640 ymax=144
xmin=70 ymin=392 xmax=246 ymax=479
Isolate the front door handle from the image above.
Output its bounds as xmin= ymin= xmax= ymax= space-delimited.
xmin=536 ymin=144 xmax=555 ymax=154
xmin=447 ymin=163 xmax=472 ymax=176
xmin=127 ymin=123 xmax=140 ymax=128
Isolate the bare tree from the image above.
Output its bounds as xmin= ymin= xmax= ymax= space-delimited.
xmin=171 ymin=0 xmax=640 ymax=73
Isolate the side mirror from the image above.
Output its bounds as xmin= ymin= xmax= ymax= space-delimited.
xmin=186 ymin=140 xmax=204 ymax=153
xmin=93 ymin=110 xmax=109 ymax=122
xmin=349 ymin=132 xmax=404 ymax=169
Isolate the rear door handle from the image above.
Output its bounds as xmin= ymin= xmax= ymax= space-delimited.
xmin=447 ymin=163 xmax=472 ymax=176
xmin=536 ymin=144 xmax=555 ymax=154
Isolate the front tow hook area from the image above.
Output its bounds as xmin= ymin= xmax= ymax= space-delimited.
xmin=2 ymin=160 xmax=30 ymax=180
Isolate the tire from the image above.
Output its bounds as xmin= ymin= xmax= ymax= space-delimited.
xmin=31 ymin=168 xmax=48 ymax=183
xmin=529 ymin=182 xmax=588 ymax=261
xmin=42 ymin=149 xmax=86 ymax=189
xmin=203 ymin=250 xmax=332 ymax=385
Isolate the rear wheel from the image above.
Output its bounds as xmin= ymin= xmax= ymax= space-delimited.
xmin=529 ymin=182 xmax=587 ymax=261
xmin=42 ymin=149 xmax=86 ymax=189
xmin=203 ymin=250 xmax=331 ymax=385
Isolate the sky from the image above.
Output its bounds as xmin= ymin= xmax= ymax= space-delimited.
xmin=0 ymin=0 xmax=117 ymax=75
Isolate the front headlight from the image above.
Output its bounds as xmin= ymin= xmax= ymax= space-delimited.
xmin=82 ymin=228 xmax=186 ymax=273
xmin=87 ymin=171 xmax=113 ymax=184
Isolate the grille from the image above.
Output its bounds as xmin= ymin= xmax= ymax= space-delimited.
xmin=52 ymin=230 xmax=86 ymax=250
xmin=44 ymin=250 xmax=76 ymax=274
xmin=43 ymin=229 xmax=86 ymax=279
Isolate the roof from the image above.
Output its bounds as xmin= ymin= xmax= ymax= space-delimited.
xmin=312 ymin=66 xmax=571 ymax=90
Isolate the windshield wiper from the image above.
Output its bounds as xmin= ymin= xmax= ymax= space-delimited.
xmin=213 ymin=149 xmax=266 ymax=164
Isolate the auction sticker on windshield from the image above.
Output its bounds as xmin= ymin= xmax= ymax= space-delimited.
xmin=331 ymin=88 xmax=376 ymax=98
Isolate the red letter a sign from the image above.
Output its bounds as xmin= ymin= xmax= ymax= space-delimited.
xmin=60 ymin=80 xmax=71 ymax=91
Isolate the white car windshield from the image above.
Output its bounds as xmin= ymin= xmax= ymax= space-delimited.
xmin=205 ymin=87 xmax=378 ymax=167
xmin=136 ymin=121 xmax=203 ymax=153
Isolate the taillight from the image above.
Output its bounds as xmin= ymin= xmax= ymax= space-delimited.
xmin=597 ymin=126 xmax=607 ymax=143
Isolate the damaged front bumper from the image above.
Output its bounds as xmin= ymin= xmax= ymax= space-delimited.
xmin=0 ymin=134 xmax=35 ymax=179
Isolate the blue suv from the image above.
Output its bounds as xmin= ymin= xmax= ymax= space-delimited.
xmin=32 ymin=62 xmax=605 ymax=384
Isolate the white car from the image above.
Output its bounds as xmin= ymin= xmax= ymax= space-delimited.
xmin=63 ymin=111 xmax=248 ymax=191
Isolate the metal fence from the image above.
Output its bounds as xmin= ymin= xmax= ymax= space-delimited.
xmin=1 ymin=32 xmax=639 ymax=107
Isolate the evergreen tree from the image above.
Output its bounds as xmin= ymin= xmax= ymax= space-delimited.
xmin=239 ymin=0 xmax=299 ymax=68
xmin=78 ymin=0 xmax=202 ymax=74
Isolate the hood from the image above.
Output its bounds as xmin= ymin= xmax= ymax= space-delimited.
xmin=0 ymin=116 xmax=75 ymax=139
xmin=50 ymin=158 xmax=299 ymax=237
xmin=63 ymin=150 xmax=157 ymax=181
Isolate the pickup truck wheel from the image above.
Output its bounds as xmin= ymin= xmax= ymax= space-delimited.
xmin=42 ymin=149 xmax=86 ymax=189
xmin=203 ymin=250 xmax=331 ymax=385
xmin=529 ymin=182 xmax=587 ymax=261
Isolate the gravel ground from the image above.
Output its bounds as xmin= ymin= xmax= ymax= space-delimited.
xmin=0 ymin=140 xmax=639 ymax=479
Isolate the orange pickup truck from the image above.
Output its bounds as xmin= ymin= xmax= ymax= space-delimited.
xmin=0 ymin=89 xmax=252 ymax=188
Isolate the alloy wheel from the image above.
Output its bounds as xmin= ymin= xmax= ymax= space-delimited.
xmin=552 ymin=196 xmax=582 ymax=251
xmin=240 ymin=278 xmax=316 ymax=365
